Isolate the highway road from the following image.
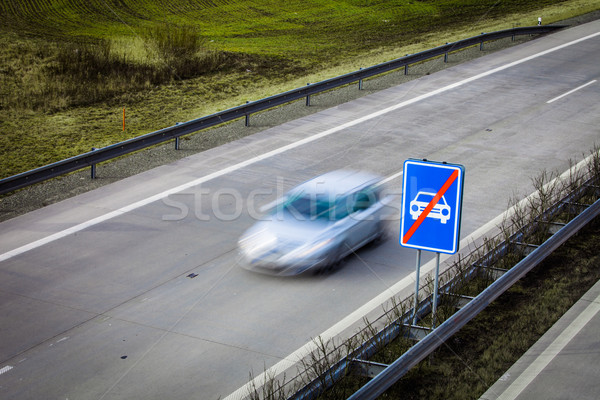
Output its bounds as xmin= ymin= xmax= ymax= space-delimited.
xmin=1 ymin=20 xmax=599 ymax=400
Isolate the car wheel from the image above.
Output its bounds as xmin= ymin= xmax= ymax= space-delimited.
xmin=321 ymin=242 xmax=347 ymax=274
xmin=375 ymin=220 xmax=388 ymax=242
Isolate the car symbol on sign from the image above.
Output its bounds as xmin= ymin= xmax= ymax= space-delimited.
xmin=409 ymin=191 xmax=451 ymax=224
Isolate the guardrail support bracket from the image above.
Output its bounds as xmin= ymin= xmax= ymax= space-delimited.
xmin=401 ymin=324 xmax=432 ymax=341
xmin=547 ymin=221 xmax=567 ymax=234
xmin=448 ymin=294 xmax=475 ymax=310
xmin=350 ymin=359 xmax=389 ymax=379
xmin=514 ymin=241 xmax=540 ymax=256
xmin=481 ymin=266 xmax=509 ymax=281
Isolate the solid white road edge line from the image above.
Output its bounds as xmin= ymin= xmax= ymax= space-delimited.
xmin=1 ymin=31 xmax=598 ymax=264
xmin=495 ymin=289 xmax=600 ymax=400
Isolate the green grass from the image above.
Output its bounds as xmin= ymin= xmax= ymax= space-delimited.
xmin=1 ymin=0 xmax=600 ymax=179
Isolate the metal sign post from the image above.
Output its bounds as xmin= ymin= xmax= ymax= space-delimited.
xmin=432 ymin=252 xmax=440 ymax=328
xmin=412 ymin=249 xmax=421 ymax=325
xmin=400 ymin=159 xmax=465 ymax=327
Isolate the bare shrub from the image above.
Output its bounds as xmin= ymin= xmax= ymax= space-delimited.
xmin=246 ymin=367 xmax=290 ymax=400
xmin=144 ymin=23 xmax=226 ymax=78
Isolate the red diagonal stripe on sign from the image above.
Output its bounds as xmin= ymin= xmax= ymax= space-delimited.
xmin=402 ymin=169 xmax=459 ymax=244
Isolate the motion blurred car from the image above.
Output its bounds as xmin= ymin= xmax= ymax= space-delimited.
xmin=237 ymin=170 xmax=391 ymax=276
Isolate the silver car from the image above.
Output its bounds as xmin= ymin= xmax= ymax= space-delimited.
xmin=237 ymin=170 xmax=391 ymax=276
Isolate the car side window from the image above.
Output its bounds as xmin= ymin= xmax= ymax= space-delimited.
xmin=352 ymin=187 xmax=377 ymax=213
xmin=332 ymin=195 xmax=350 ymax=220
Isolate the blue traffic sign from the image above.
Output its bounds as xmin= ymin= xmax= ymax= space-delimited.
xmin=400 ymin=159 xmax=465 ymax=254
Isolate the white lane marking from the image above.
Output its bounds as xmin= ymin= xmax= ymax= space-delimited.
xmin=547 ymin=80 xmax=597 ymax=103
xmin=0 ymin=365 xmax=13 ymax=375
xmin=380 ymin=169 xmax=404 ymax=185
xmin=495 ymin=290 xmax=600 ymax=400
xmin=1 ymin=32 xmax=598 ymax=264
xmin=223 ymin=152 xmax=594 ymax=400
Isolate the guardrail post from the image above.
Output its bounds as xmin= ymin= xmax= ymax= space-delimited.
xmin=359 ymin=68 xmax=363 ymax=90
xmin=245 ymin=101 xmax=250 ymax=126
xmin=306 ymin=83 xmax=311 ymax=106
xmin=90 ymin=148 xmax=97 ymax=179
xmin=174 ymin=123 xmax=183 ymax=149
xmin=480 ymin=34 xmax=485 ymax=50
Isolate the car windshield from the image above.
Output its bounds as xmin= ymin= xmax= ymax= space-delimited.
xmin=278 ymin=192 xmax=347 ymax=221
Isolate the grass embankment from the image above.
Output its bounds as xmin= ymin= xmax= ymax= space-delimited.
xmin=1 ymin=0 xmax=600 ymax=179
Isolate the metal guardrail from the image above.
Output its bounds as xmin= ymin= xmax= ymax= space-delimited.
xmin=0 ymin=25 xmax=565 ymax=195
